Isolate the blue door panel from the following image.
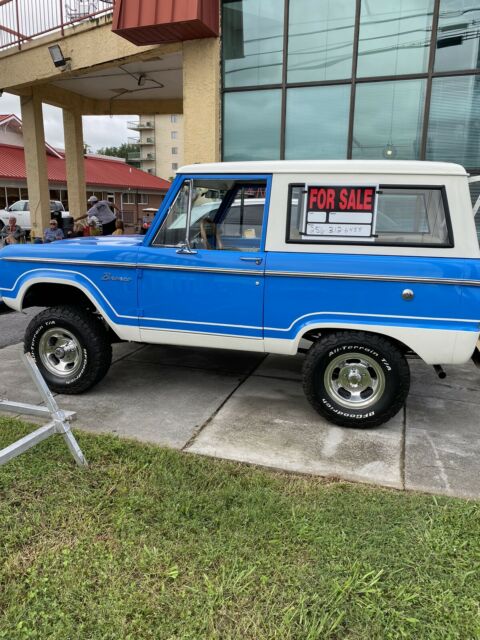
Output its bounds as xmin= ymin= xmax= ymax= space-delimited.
xmin=137 ymin=247 xmax=264 ymax=336
xmin=264 ymin=252 xmax=480 ymax=339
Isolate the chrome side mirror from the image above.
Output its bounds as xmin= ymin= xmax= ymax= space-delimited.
xmin=176 ymin=243 xmax=197 ymax=255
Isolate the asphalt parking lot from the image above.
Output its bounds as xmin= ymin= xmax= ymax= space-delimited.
xmin=1 ymin=324 xmax=479 ymax=499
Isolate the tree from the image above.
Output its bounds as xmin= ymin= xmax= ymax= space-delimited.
xmin=96 ymin=143 xmax=140 ymax=166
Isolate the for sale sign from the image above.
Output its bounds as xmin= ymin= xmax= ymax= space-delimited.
xmin=303 ymin=185 xmax=378 ymax=240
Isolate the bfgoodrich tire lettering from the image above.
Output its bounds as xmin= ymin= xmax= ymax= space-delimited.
xmin=302 ymin=331 xmax=410 ymax=428
xmin=24 ymin=305 xmax=112 ymax=394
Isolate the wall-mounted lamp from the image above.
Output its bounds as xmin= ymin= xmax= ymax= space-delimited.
xmin=48 ymin=44 xmax=71 ymax=71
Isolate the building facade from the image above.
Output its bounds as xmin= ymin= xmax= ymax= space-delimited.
xmin=128 ymin=113 xmax=184 ymax=180
xmin=0 ymin=0 xmax=478 ymax=234
xmin=221 ymin=0 xmax=480 ymax=176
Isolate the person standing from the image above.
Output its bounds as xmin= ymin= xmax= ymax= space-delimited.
xmin=75 ymin=196 xmax=120 ymax=236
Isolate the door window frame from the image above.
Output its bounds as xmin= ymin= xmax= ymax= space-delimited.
xmin=143 ymin=173 xmax=273 ymax=253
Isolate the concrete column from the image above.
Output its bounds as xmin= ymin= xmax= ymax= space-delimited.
xmin=20 ymin=90 xmax=51 ymax=238
xmin=183 ymin=38 xmax=221 ymax=165
xmin=63 ymin=109 xmax=86 ymax=221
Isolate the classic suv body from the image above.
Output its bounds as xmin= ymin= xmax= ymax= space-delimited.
xmin=1 ymin=160 xmax=479 ymax=427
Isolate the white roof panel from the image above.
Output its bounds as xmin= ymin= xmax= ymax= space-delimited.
xmin=178 ymin=160 xmax=467 ymax=177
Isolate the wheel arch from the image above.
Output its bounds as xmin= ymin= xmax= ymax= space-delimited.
xmin=299 ymin=325 xmax=412 ymax=357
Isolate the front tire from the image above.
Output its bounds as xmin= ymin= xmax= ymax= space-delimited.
xmin=24 ymin=305 xmax=112 ymax=394
xmin=302 ymin=331 xmax=410 ymax=428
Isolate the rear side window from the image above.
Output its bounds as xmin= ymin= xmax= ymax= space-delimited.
xmin=287 ymin=185 xmax=452 ymax=247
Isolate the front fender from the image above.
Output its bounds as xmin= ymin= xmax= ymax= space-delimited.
xmin=0 ymin=267 xmax=140 ymax=341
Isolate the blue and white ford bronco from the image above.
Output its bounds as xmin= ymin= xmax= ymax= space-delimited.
xmin=1 ymin=160 xmax=479 ymax=428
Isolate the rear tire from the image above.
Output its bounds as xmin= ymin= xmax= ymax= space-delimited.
xmin=24 ymin=305 xmax=112 ymax=394
xmin=302 ymin=331 xmax=410 ymax=428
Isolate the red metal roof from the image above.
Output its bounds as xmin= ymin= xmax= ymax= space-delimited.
xmin=0 ymin=144 xmax=171 ymax=191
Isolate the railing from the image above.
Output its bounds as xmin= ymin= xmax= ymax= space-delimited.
xmin=127 ymin=120 xmax=155 ymax=131
xmin=0 ymin=0 xmax=114 ymax=51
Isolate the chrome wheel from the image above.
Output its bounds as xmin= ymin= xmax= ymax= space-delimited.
xmin=38 ymin=328 xmax=83 ymax=378
xmin=324 ymin=353 xmax=386 ymax=409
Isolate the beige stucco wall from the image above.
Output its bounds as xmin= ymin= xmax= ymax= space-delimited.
xmin=183 ymin=38 xmax=221 ymax=165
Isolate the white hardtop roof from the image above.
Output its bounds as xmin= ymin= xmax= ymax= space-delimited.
xmin=179 ymin=160 xmax=467 ymax=177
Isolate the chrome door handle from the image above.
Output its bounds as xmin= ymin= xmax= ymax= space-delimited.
xmin=240 ymin=257 xmax=263 ymax=265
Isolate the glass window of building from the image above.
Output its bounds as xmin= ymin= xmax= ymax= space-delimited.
xmin=222 ymin=0 xmax=284 ymax=88
xmin=357 ymin=0 xmax=434 ymax=77
xmin=285 ymin=85 xmax=350 ymax=159
xmin=435 ymin=0 xmax=480 ymax=72
xmin=426 ymin=75 xmax=480 ymax=168
xmin=352 ymin=79 xmax=426 ymax=160
xmin=223 ymin=90 xmax=281 ymax=160
xmin=287 ymin=0 xmax=356 ymax=83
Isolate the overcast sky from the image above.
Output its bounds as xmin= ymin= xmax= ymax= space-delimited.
xmin=0 ymin=91 xmax=138 ymax=152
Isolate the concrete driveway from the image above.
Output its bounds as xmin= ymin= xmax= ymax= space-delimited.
xmin=1 ymin=340 xmax=479 ymax=499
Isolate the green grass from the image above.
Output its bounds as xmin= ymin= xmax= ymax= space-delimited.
xmin=0 ymin=417 xmax=479 ymax=640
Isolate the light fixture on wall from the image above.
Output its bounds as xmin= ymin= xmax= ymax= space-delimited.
xmin=48 ymin=44 xmax=71 ymax=71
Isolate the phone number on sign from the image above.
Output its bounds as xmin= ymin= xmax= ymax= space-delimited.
xmin=306 ymin=223 xmax=372 ymax=237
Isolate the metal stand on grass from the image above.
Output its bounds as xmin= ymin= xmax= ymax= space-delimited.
xmin=0 ymin=353 xmax=87 ymax=467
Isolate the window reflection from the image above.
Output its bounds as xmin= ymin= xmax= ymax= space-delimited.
xmin=223 ymin=90 xmax=282 ymax=161
xmin=435 ymin=0 xmax=480 ymax=71
xmin=426 ymin=75 xmax=480 ymax=168
xmin=287 ymin=0 xmax=355 ymax=82
xmin=223 ymin=0 xmax=284 ymax=88
xmin=352 ymin=79 xmax=426 ymax=160
xmin=357 ymin=0 xmax=434 ymax=77
xmin=285 ymin=86 xmax=350 ymax=159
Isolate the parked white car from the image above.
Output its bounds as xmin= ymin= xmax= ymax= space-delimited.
xmin=0 ymin=200 xmax=73 ymax=233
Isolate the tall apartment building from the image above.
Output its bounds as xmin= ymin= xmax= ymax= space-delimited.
xmin=127 ymin=114 xmax=184 ymax=181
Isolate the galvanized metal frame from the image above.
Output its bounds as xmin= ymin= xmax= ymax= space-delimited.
xmin=0 ymin=353 xmax=87 ymax=467
xmin=220 ymin=0 xmax=480 ymax=168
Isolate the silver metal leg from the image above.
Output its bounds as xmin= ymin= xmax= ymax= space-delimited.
xmin=0 ymin=353 xmax=87 ymax=467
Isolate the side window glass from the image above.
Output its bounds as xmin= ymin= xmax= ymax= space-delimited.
xmin=206 ymin=184 xmax=266 ymax=252
xmin=287 ymin=185 xmax=451 ymax=246
xmin=153 ymin=183 xmax=190 ymax=247
xmin=154 ymin=179 xmax=267 ymax=251
xmin=375 ymin=188 xmax=450 ymax=245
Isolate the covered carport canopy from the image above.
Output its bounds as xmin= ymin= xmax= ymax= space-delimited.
xmin=0 ymin=4 xmax=220 ymax=233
